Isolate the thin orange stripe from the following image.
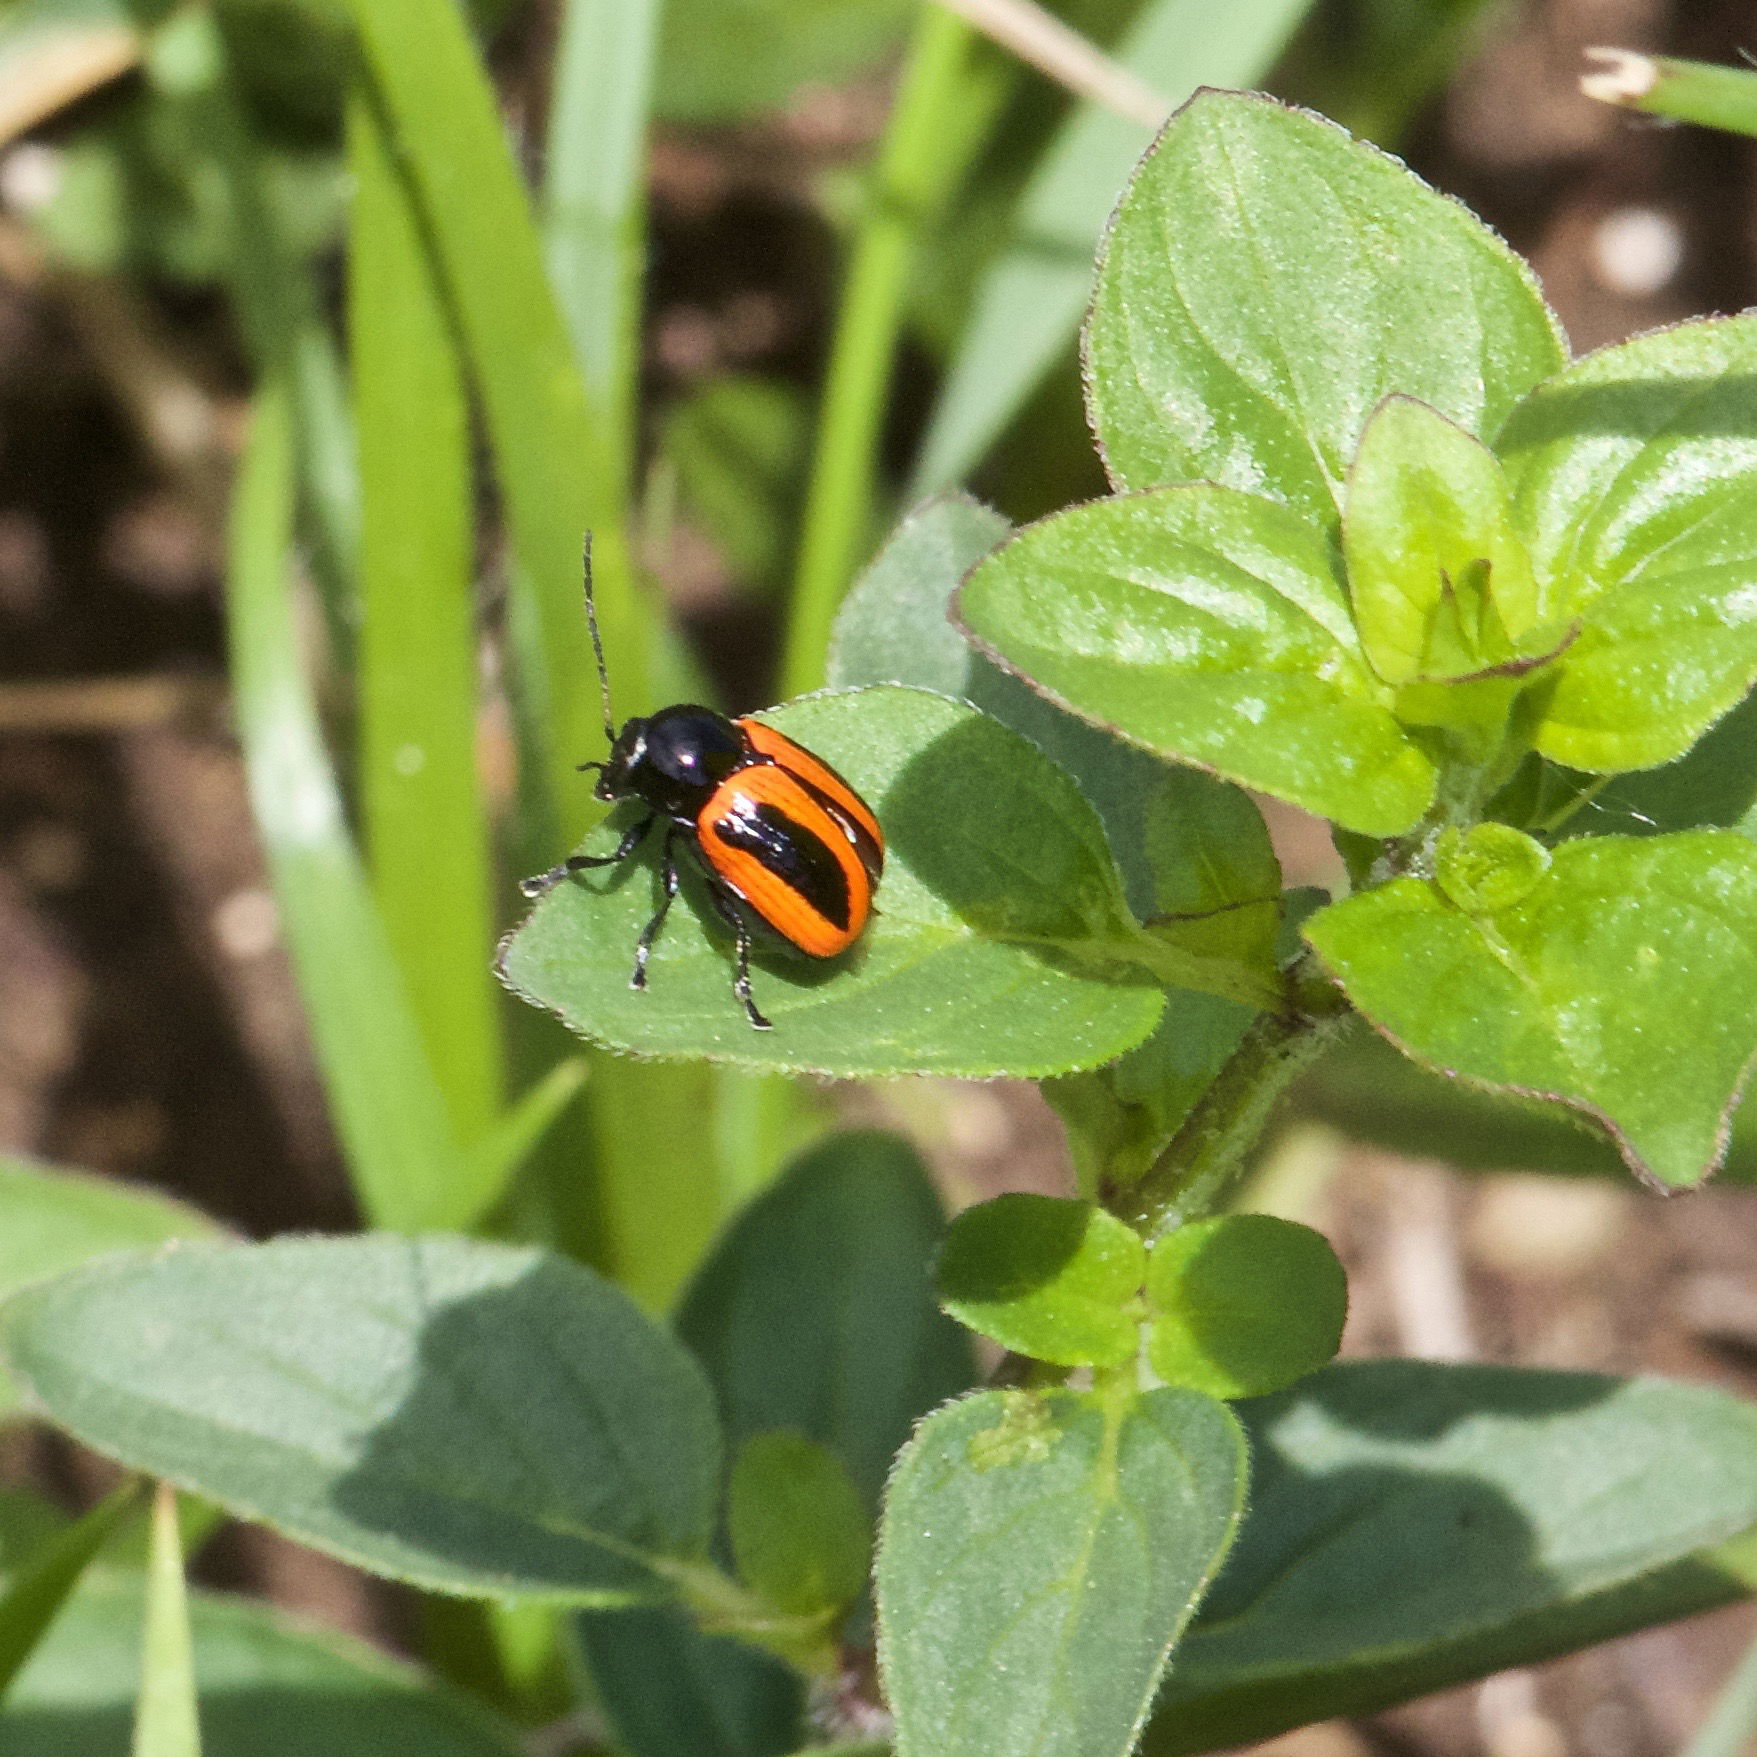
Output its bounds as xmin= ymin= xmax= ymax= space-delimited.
xmin=736 ymin=718 xmax=885 ymax=856
xmin=700 ymin=767 xmax=870 ymax=957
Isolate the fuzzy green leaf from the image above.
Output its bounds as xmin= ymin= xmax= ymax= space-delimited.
xmin=499 ymin=688 xmax=1167 ymax=1076
xmin=936 ymin=1197 xmax=1146 ymax=1367
xmin=1086 ymin=91 xmax=1564 ymax=525
xmin=1144 ymin=1215 xmax=1346 ymax=1399
xmin=1305 ymin=831 xmax=1757 ymax=1187
xmin=877 ymin=1387 xmax=1245 ymax=1757
xmin=1146 ymin=1362 xmax=1757 ymax=1752
xmin=957 ymin=485 xmax=1435 ymax=835
xmin=1498 ymin=315 xmax=1757 ymax=772
xmin=1344 ymin=395 xmax=1548 ymax=686
xmin=0 ymin=1237 xmax=720 ymax=1602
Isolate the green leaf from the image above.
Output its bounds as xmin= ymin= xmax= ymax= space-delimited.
xmin=1305 ymin=830 xmax=1757 ymax=1188
xmin=1343 ymin=395 xmax=1547 ymax=686
xmin=1086 ymin=91 xmax=1564 ymax=525
xmin=1583 ymin=49 xmax=1757 ymax=138
xmin=1144 ymin=1215 xmax=1346 ymax=1399
xmin=678 ymin=1130 xmax=974 ymax=1512
xmin=877 ymin=1387 xmax=1246 ymax=1757
xmin=0 ymin=1236 xmax=721 ymax=1602
xmin=729 ymin=1433 xmax=869 ymax=1622
xmin=957 ymin=485 xmax=1436 ymax=835
xmin=0 ymin=1156 xmax=220 ymax=1423
xmin=910 ymin=0 xmax=1318 ymax=498
xmin=498 ymin=687 xmax=1167 ymax=1076
xmin=1497 ymin=315 xmax=1757 ymax=773
xmin=4 ymin=1572 xmax=525 ymax=1756
xmin=132 ymin=1486 xmax=199 ymax=1757
xmin=0 ymin=1483 xmax=144 ymax=1708
xmin=1432 ymin=823 xmax=1551 ymax=914
xmin=936 ymin=1197 xmax=1145 ymax=1367
xmin=574 ymin=1605 xmax=803 ymax=1757
xmin=1145 ymin=1361 xmax=1757 ymax=1753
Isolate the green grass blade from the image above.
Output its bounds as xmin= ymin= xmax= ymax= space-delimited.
xmin=1582 ymin=48 xmax=1757 ymax=137
xmin=227 ymin=381 xmax=484 ymax=1232
xmin=468 ymin=1060 xmax=589 ymax=1202
xmin=341 ymin=5 xmax=654 ymax=817
xmin=782 ymin=5 xmax=975 ymax=699
xmin=350 ymin=92 xmax=502 ymax=1150
xmin=908 ymin=0 xmax=1316 ymax=498
xmin=133 ymin=0 xmax=358 ymax=639
xmin=131 ymin=1485 xmax=200 ymax=1757
xmin=544 ymin=0 xmax=662 ymax=503
xmin=0 ymin=1481 xmax=143 ymax=1707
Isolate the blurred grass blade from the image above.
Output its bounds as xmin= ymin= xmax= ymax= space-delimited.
xmin=782 ymin=5 xmax=975 ymax=698
xmin=341 ymin=1 xmax=654 ymax=818
xmin=0 ymin=1479 xmax=142 ymax=1706
xmin=350 ymin=93 xmax=502 ymax=1149
xmin=545 ymin=0 xmax=662 ymax=502
xmin=468 ymin=1060 xmax=589 ymax=1202
xmin=132 ymin=0 xmax=358 ymax=636
xmin=908 ymin=0 xmax=1316 ymax=497
xmin=1581 ymin=48 xmax=1757 ymax=136
xmin=227 ymin=382 xmax=484 ymax=1232
xmin=131 ymin=1484 xmax=199 ymax=1757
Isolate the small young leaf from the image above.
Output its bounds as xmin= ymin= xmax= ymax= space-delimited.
xmin=877 ymin=1387 xmax=1246 ymax=1757
xmin=1432 ymin=823 xmax=1551 ymax=914
xmin=500 ymin=688 xmax=1165 ymax=1077
xmin=1086 ymin=91 xmax=1564 ymax=525
xmin=957 ymin=485 xmax=1436 ymax=835
xmin=1305 ymin=830 xmax=1757 ymax=1188
xmin=1144 ymin=1214 xmax=1346 ymax=1399
xmin=1343 ymin=396 xmax=1547 ymax=686
xmin=0 ymin=1236 xmax=721 ymax=1601
xmin=1498 ymin=314 xmax=1757 ymax=773
xmin=678 ymin=1130 xmax=974 ymax=1516
xmin=936 ymin=1196 xmax=1146 ymax=1367
xmin=1145 ymin=1362 xmax=1757 ymax=1753
xmin=728 ymin=1433 xmax=870 ymax=1622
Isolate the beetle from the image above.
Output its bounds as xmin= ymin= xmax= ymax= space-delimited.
xmin=520 ymin=543 xmax=884 ymax=1029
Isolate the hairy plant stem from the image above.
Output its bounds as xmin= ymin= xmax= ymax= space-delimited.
xmin=1104 ymin=993 xmax=1352 ymax=1242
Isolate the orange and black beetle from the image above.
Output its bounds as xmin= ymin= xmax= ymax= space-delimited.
xmin=521 ymin=546 xmax=884 ymax=1029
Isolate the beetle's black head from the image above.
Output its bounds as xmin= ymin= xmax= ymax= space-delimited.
xmin=596 ymin=704 xmax=747 ymax=818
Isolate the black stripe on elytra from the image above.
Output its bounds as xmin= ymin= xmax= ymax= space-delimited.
xmin=710 ymin=800 xmax=851 ymax=931
xmin=786 ymin=771 xmax=884 ymax=889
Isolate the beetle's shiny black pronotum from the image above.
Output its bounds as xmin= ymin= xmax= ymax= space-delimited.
xmin=520 ymin=542 xmax=885 ymax=1029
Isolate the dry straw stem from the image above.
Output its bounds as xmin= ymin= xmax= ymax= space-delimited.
xmin=935 ymin=0 xmax=1171 ymax=128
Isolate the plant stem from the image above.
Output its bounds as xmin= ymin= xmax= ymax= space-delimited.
xmin=782 ymin=7 xmax=974 ymax=699
xmin=1106 ymin=1001 xmax=1351 ymax=1241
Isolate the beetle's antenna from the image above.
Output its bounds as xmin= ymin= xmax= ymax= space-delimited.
xmin=582 ymin=534 xmax=615 ymax=745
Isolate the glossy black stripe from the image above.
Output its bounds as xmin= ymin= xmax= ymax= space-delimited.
xmin=789 ymin=771 xmax=884 ymax=889
xmin=712 ymin=801 xmax=851 ymax=930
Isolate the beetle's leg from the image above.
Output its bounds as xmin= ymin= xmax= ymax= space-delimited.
xmin=519 ymin=814 xmax=653 ymax=898
xmin=705 ymin=884 xmax=773 ymax=1031
xmin=630 ymin=828 xmax=682 ymax=991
